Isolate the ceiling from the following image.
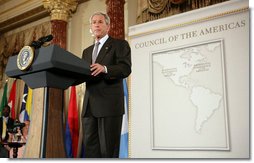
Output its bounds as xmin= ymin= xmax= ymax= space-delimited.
xmin=0 ymin=0 xmax=89 ymax=34
xmin=0 ymin=0 xmax=48 ymax=34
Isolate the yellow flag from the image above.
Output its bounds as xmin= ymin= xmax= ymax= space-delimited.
xmin=2 ymin=120 xmax=6 ymax=140
xmin=26 ymin=87 xmax=33 ymax=118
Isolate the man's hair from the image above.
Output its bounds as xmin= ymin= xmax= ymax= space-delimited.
xmin=89 ymin=12 xmax=110 ymax=25
xmin=4 ymin=105 xmax=10 ymax=111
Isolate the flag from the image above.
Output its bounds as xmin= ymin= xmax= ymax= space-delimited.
xmin=8 ymin=80 xmax=17 ymax=119
xmin=65 ymin=86 xmax=79 ymax=158
xmin=19 ymin=84 xmax=29 ymax=122
xmin=1 ymin=119 xmax=6 ymax=140
xmin=25 ymin=87 xmax=33 ymax=118
xmin=119 ymin=79 xmax=129 ymax=158
xmin=0 ymin=83 xmax=8 ymax=117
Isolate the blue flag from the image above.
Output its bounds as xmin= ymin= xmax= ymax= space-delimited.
xmin=65 ymin=122 xmax=73 ymax=157
xmin=19 ymin=84 xmax=29 ymax=122
xmin=119 ymin=79 xmax=129 ymax=158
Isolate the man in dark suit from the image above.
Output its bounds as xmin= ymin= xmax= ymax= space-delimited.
xmin=0 ymin=105 xmax=14 ymax=157
xmin=81 ymin=11 xmax=131 ymax=158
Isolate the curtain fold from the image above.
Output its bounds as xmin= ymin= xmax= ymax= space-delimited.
xmin=137 ymin=0 xmax=229 ymax=24
xmin=0 ymin=21 xmax=51 ymax=86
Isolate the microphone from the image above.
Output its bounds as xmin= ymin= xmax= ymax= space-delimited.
xmin=13 ymin=122 xmax=25 ymax=128
xmin=7 ymin=121 xmax=25 ymax=133
xmin=30 ymin=34 xmax=53 ymax=49
xmin=31 ymin=40 xmax=41 ymax=49
xmin=38 ymin=34 xmax=53 ymax=43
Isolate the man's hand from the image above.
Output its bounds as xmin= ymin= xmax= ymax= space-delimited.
xmin=90 ymin=63 xmax=106 ymax=76
xmin=4 ymin=145 xmax=10 ymax=151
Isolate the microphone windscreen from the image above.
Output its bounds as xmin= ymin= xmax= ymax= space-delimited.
xmin=45 ymin=34 xmax=53 ymax=42
xmin=31 ymin=41 xmax=40 ymax=48
xmin=38 ymin=34 xmax=53 ymax=42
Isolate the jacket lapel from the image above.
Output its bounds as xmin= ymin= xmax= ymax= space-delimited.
xmin=95 ymin=37 xmax=113 ymax=63
xmin=86 ymin=46 xmax=94 ymax=64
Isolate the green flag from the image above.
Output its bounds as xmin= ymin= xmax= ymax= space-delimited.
xmin=0 ymin=83 xmax=8 ymax=116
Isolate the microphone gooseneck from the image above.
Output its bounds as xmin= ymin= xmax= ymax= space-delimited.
xmin=30 ymin=34 xmax=54 ymax=49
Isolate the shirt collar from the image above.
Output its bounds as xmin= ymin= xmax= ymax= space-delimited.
xmin=96 ymin=34 xmax=109 ymax=46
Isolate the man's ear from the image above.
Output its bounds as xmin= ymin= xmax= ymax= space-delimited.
xmin=107 ymin=25 xmax=110 ymax=33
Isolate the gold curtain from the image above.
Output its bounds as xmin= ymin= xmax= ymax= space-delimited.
xmin=148 ymin=0 xmax=169 ymax=14
xmin=137 ymin=0 xmax=229 ymax=24
xmin=0 ymin=21 xmax=51 ymax=87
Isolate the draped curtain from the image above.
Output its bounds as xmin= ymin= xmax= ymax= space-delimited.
xmin=148 ymin=0 xmax=169 ymax=14
xmin=0 ymin=21 xmax=51 ymax=87
xmin=137 ymin=0 xmax=229 ymax=24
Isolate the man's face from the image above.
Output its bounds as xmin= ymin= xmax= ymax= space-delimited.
xmin=2 ymin=107 xmax=10 ymax=117
xmin=90 ymin=15 xmax=110 ymax=40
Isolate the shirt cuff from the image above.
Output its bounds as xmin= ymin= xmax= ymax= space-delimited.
xmin=103 ymin=66 xmax=108 ymax=73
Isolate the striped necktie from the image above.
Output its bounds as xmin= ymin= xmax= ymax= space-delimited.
xmin=92 ymin=42 xmax=100 ymax=63
xmin=2 ymin=119 xmax=6 ymax=140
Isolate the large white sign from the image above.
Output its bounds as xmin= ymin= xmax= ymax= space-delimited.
xmin=151 ymin=39 xmax=229 ymax=150
xmin=129 ymin=0 xmax=249 ymax=158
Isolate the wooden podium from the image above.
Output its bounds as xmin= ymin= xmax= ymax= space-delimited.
xmin=5 ymin=45 xmax=91 ymax=158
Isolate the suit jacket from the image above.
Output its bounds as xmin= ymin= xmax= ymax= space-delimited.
xmin=82 ymin=36 xmax=131 ymax=117
xmin=0 ymin=117 xmax=14 ymax=142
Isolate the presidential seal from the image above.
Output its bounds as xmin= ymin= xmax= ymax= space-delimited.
xmin=17 ymin=46 xmax=34 ymax=71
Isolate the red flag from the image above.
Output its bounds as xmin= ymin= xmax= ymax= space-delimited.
xmin=66 ymin=86 xmax=79 ymax=157
xmin=8 ymin=80 xmax=17 ymax=119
